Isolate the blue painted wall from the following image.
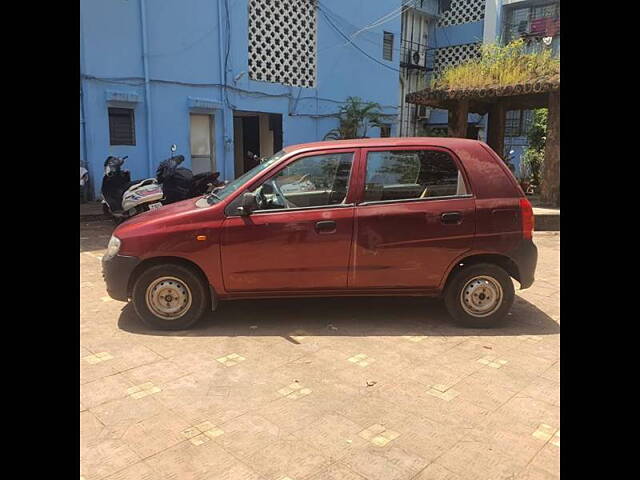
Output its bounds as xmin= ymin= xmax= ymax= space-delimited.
xmin=80 ymin=0 xmax=403 ymax=198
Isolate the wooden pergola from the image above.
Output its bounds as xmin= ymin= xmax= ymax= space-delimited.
xmin=406 ymin=75 xmax=560 ymax=206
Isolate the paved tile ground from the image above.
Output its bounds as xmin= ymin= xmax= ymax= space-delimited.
xmin=81 ymin=220 xmax=559 ymax=480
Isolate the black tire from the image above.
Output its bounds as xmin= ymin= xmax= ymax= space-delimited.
xmin=132 ymin=262 xmax=209 ymax=330
xmin=444 ymin=263 xmax=515 ymax=328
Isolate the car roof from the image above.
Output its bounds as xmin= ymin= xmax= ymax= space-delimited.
xmin=282 ymin=137 xmax=482 ymax=153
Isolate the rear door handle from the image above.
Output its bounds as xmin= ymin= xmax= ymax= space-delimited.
xmin=315 ymin=220 xmax=336 ymax=234
xmin=441 ymin=212 xmax=463 ymax=224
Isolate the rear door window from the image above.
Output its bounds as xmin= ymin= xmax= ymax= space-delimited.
xmin=363 ymin=149 xmax=468 ymax=202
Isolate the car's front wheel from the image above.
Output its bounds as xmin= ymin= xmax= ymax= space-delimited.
xmin=444 ymin=263 xmax=515 ymax=328
xmin=132 ymin=262 xmax=209 ymax=330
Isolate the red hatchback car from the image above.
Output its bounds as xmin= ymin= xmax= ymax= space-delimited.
xmin=102 ymin=138 xmax=536 ymax=330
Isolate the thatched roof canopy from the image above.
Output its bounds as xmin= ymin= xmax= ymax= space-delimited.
xmin=406 ymin=75 xmax=560 ymax=114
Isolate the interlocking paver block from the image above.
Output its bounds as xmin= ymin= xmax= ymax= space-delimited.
xmin=216 ymin=353 xmax=246 ymax=367
xmin=278 ymin=382 xmax=312 ymax=399
xmin=532 ymin=423 xmax=558 ymax=442
xmin=126 ymin=382 xmax=161 ymax=399
xmin=190 ymin=433 xmax=210 ymax=445
xmin=182 ymin=421 xmax=225 ymax=444
xmin=358 ymin=423 xmax=401 ymax=447
xmin=426 ymin=385 xmax=460 ymax=401
xmin=83 ymin=352 xmax=113 ymax=364
xmin=478 ymin=355 xmax=508 ymax=368
xmin=347 ymin=353 xmax=375 ymax=367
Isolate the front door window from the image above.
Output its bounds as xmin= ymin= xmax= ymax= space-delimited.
xmin=254 ymin=152 xmax=354 ymax=210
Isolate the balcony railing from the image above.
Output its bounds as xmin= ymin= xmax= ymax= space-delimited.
xmin=400 ymin=39 xmax=428 ymax=70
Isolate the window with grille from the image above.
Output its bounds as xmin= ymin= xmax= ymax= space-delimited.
xmin=503 ymin=2 xmax=560 ymax=44
xmin=108 ymin=108 xmax=135 ymax=146
xmin=505 ymin=110 xmax=534 ymax=137
xmin=383 ymin=32 xmax=394 ymax=61
xmin=380 ymin=124 xmax=391 ymax=137
xmin=248 ymin=0 xmax=317 ymax=88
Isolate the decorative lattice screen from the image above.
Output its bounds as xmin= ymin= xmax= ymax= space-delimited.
xmin=248 ymin=0 xmax=317 ymax=88
xmin=437 ymin=0 xmax=486 ymax=27
xmin=434 ymin=42 xmax=481 ymax=74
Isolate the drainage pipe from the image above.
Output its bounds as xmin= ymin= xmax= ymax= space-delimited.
xmin=216 ymin=0 xmax=228 ymax=179
xmin=139 ymin=0 xmax=154 ymax=177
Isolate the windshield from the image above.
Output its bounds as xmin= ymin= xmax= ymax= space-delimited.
xmin=196 ymin=150 xmax=287 ymax=207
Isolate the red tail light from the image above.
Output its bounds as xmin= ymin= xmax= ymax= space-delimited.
xmin=520 ymin=197 xmax=534 ymax=240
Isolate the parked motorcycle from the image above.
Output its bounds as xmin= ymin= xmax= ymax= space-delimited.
xmin=155 ymin=145 xmax=224 ymax=204
xmin=101 ymin=146 xmax=224 ymax=223
xmin=101 ymin=156 xmax=164 ymax=223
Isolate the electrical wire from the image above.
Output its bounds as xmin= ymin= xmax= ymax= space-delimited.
xmin=317 ymin=5 xmax=401 ymax=74
xmin=81 ymin=74 xmax=399 ymax=114
xmin=346 ymin=0 xmax=418 ymax=39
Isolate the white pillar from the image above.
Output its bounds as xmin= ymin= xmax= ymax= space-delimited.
xmin=483 ymin=0 xmax=500 ymax=45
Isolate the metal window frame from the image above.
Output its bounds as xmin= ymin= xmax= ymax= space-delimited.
xmin=383 ymin=31 xmax=394 ymax=61
xmin=108 ymin=107 xmax=136 ymax=146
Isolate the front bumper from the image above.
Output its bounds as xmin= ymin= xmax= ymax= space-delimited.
xmin=102 ymin=254 xmax=140 ymax=301
xmin=508 ymin=239 xmax=538 ymax=289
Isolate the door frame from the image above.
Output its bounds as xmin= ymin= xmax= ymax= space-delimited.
xmin=348 ymin=144 xmax=477 ymax=290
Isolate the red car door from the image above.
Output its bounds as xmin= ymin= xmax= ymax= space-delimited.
xmin=221 ymin=149 xmax=358 ymax=292
xmin=350 ymin=146 xmax=476 ymax=291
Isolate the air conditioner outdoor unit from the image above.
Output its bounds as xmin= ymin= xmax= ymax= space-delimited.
xmin=409 ymin=50 xmax=426 ymax=67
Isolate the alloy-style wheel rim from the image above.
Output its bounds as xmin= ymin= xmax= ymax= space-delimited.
xmin=460 ymin=275 xmax=503 ymax=318
xmin=145 ymin=276 xmax=192 ymax=320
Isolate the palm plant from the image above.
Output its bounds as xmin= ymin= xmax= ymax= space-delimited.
xmin=324 ymin=96 xmax=384 ymax=140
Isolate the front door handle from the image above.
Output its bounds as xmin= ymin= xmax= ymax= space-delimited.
xmin=315 ymin=220 xmax=336 ymax=234
xmin=441 ymin=212 xmax=463 ymax=224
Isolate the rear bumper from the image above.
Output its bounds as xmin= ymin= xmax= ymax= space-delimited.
xmin=508 ymin=239 xmax=538 ymax=289
xmin=102 ymin=254 xmax=140 ymax=301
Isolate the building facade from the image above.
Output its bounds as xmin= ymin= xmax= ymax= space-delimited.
xmin=398 ymin=0 xmax=560 ymax=173
xmin=80 ymin=0 xmax=404 ymax=199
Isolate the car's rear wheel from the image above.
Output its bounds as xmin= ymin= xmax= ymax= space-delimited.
xmin=444 ymin=263 xmax=514 ymax=328
xmin=132 ymin=263 xmax=209 ymax=330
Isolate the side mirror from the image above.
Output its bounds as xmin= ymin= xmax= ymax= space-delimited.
xmin=239 ymin=192 xmax=258 ymax=216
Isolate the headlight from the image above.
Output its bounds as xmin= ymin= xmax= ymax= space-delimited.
xmin=105 ymin=235 xmax=121 ymax=259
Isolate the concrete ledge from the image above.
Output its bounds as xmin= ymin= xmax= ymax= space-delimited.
xmin=80 ymin=202 xmax=106 ymax=222
xmin=533 ymin=207 xmax=560 ymax=231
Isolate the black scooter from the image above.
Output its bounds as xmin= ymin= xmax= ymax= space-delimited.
xmin=155 ymin=146 xmax=224 ymax=205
